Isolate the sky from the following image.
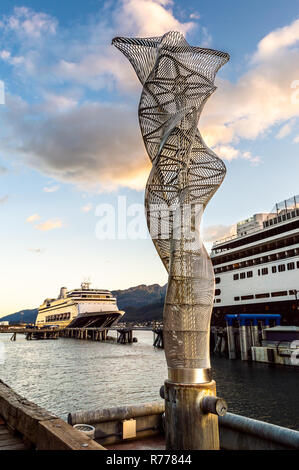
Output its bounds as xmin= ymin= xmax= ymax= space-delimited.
xmin=0 ymin=0 xmax=299 ymax=315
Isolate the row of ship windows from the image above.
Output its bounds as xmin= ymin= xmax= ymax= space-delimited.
xmin=46 ymin=313 xmax=71 ymax=322
xmin=234 ymin=290 xmax=297 ymax=301
xmin=213 ymin=233 xmax=299 ymax=265
xmin=213 ymin=219 xmax=299 ymax=256
xmin=263 ymin=210 xmax=299 ymax=227
xmin=213 ymin=289 xmax=296 ymax=303
xmin=214 ymin=250 xmax=299 ymax=274
xmin=232 ymin=261 xmax=299 ymax=280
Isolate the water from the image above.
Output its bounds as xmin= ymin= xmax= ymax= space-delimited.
xmin=0 ymin=331 xmax=298 ymax=430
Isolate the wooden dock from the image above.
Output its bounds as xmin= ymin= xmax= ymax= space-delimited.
xmin=0 ymin=325 xmax=165 ymax=347
xmin=0 ymin=379 xmax=105 ymax=450
xmin=0 ymin=418 xmax=27 ymax=450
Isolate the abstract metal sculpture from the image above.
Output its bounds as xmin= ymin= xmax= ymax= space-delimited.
xmin=113 ymin=32 xmax=229 ymax=384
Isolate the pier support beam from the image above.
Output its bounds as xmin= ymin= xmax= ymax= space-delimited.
xmin=164 ymin=380 xmax=225 ymax=450
xmin=240 ymin=325 xmax=248 ymax=361
xmin=251 ymin=324 xmax=260 ymax=347
xmin=226 ymin=324 xmax=236 ymax=359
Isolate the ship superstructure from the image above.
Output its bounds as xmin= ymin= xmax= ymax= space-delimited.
xmin=211 ymin=196 xmax=299 ymax=324
xmin=36 ymin=282 xmax=124 ymax=329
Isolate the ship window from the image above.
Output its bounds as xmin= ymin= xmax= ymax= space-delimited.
xmin=278 ymin=264 xmax=286 ymax=272
xmin=262 ymin=268 xmax=268 ymax=275
xmin=297 ymin=261 xmax=299 ymax=269
xmin=247 ymin=271 xmax=253 ymax=278
xmin=255 ymin=293 xmax=270 ymax=299
xmin=289 ymin=290 xmax=297 ymax=295
xmin=258 ymin=269 xmax=261 ymax=276
xmin=233 ymin=274 xmax=239 ymax=280
xmin=271 ymin=291 xmax=288 ymax=297
xmin=287 ymin=262 xmax=295 ymax=270
xmin=240 ymin=272 xmax=246 ymax=279
xmin=215 ymin=277 xmax=221 ymax=284
xmin=216 ymin=299 xmax=221 ymax=303
xmin=234 ymin=296 xmax=240 ymax=301
xmin=241 ymin=295 xmax=254 ymax=300
xmin=272 ymin=266 xmax=277 ymax=273
xmin=215 ymin=289 xmax=221 ymax=296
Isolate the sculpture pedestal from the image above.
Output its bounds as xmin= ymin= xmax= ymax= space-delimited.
xmin=164 ymin=380 xmax=220 ymax=450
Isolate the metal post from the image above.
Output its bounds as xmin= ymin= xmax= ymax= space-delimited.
xmin=240 ymin=322 xmax=248 ymax=361
xmin=226 ymin=320 xmax=236 ymax=359
xmin=251 ymin=319 xmax=260 ymax=347
xmin=164 ymin=380 xmax=227 ymax=450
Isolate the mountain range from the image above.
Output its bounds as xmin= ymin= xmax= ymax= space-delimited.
xmin=0 ymin=283 xmax=168 ymax=324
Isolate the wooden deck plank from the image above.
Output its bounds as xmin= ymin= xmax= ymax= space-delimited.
xmin=0 ymin=416 xmax=27 ymax=450
xmin=0 ymin=442 xmax=27 ymax=450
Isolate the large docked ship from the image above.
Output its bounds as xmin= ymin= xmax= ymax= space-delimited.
xmin=211 ymin=195 xmax=299 ymax=325
xmin=35 ymin=282 xmax=124 ymax=329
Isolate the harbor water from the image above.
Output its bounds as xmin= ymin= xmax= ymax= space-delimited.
xmin=0 ymin=331 xmax=298 ymax=430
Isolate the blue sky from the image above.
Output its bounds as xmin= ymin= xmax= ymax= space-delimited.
xmin=0 ymin=0 xmax=299 ymax=315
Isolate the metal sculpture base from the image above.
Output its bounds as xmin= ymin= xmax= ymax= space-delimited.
xmin=164 ymin=380 xmax=219 ymax=450
xmin=168 ymin=367 xmax=212 ymax=384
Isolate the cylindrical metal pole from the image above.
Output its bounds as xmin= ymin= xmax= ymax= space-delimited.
xmin=251 ymin=325 xmax=259 ymax=347
xmin=164 ymin=380 xmax=224 ymax=450
xmin=240 ymin=324 xmax=248 ymax=361
xmin=226 ymin=323 xmax=236 ymax=359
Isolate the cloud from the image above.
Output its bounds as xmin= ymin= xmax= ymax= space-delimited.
xmin=81 ymin=203 xmax=93 ymax=213
xmin=252 ymin=18 xmax=299 ymax=62
xmin=203 ymin=224 xmax=237 ymax=243
xmin=54 ymin=0 xmax=196 ymax=92
xmin=115 ymin=0 xmax=194 ymax=37
xmin=0 ymin=195 xmax=8 ymax=205
xmin=294 ymin=135 xmax=299 ymax=143
xmin=0 ymin=49 xmax=24 ymax=66
xmin=35 ymin=219 xmax=63 ymax=231
xmin=3 ymin=98 xmax=149 ymax=191
xmin=0 ymin=165 xmax=7 ymax=174
xmin=276 ymin=120 xmax=295 ymax=139
xmin=27 ymin=248 xmax=44 ymax=254
xmin=1 ymin=6 xmax=298 ymax=192
xmin=241 ymin=151 xmax=261 ymax=166
xmin=212 ymin=145 xmax=239 ymax=161
xmin=200 ymin=18 xmax=299 ymax=154
xmin=0 ymin=6 xmax=57 ymax=38
xmin=43 ymin=185 xmax=59 ymax=193
xmin=26 ymin=213 xmax=40 ymax=223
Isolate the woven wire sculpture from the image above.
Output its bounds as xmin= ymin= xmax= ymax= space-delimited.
xmin=113 ymin=31 xmax=229 ymax=382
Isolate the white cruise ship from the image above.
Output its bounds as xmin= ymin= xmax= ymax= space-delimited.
xmin=210 ymin=195 xmax=299 ymax=325
xmin=36 ymin=282 xmax=124 ymax=329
